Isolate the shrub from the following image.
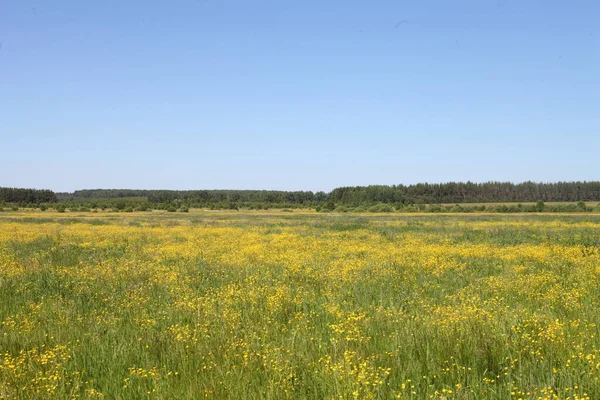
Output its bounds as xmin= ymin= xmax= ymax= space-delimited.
xmin=559 ymin=204 xmax=579 ymax=212
xmin=40 ymin=205 xmax=47 ymax=211
xmin=427 ymin=204 xmax=442 ymax=213
xmin=368 ymin=204 xmax=393 ymax=213
xmin=398 ymin=205 xmax=419 ymax=212
xmin=535 ymin=200 xmax=546 ymax=212
xmin=179 ymin=206 xmax=189 ymax=213
xmin=124 ymin=207 xmax=134 ymax=212
xmin=323 ymin=200 xmax=335 ymax=211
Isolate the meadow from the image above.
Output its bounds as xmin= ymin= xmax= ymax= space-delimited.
xmin=1 ymin=210 xmax=600 ymax=399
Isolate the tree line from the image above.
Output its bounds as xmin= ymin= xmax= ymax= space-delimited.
xmin=329 ymin=182 xmax=600 ymax=205
xmin=0 ymin=187 xmax=57 ymax=203
xmin=5 ymin=181 xmax=600 ymax=208
xmin=56 ymin=189 xmax=152 ymax=201
xmin=146 ymin=190 xmax=326 ymax=204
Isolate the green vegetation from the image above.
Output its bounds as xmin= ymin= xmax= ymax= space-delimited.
xmin=1 ymin=211 xmax=600 ymax=398
xmin=0 ymin=187 xmax=56 ymax=203
xmin=5 ymin=182 xmax=600 ymax=213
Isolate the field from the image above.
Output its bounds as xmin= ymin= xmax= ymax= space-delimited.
xmin=1 ymin=211 xmax=600 ymax=399
xmin=438 ymin=202 xmax=599 ymax=207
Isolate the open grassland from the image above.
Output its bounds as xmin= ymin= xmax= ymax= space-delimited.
xmin=2 ymin=211 xmax=600 ymax=399
xmin=439 ymin=202 xmax=599 ymax=207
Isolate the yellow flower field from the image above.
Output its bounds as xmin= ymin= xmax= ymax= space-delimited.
xmin=1 ymin=211 xmax=600 ymax=399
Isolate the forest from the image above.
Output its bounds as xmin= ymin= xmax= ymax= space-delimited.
xmin=328 ymin=181 xmax=600 ymax=205
xmin=4 ymin=181 xmax=600 ymax=212
xmin=0 ymin=187 xmax=57 ymax=203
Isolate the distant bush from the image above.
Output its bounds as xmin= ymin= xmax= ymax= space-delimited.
xmin=554 ymin=204 xmax=578 ymax=212
xmin=398 ymin=205 xmax=419 ymax=212
xmin=353 ymin=206 xmax=366 ymax=213
xmin=39 ymin=205 xmax=47 ymax=211
xmin=323 ymin=200 xmax=335 ymax=212
xmin=11 ymin=206 xmax=18 ymax=211
xmin=315 ymin=206 xmax=322 ymax=212
xmin=427 ymin=204 xmax=443 ymax=213
xmin=535 ymin=200 xmax=546 ymax=212
xmin=167 ymin=206 xmax=177 ymax=212
xmin=124 ymin=207 xmax=134 ymax=212
xmin=368 ymin=204 xmax=394 ymax=213
xmin=79 ymin=207 xmax=90 ymax=212
xmin=381 ymin=205 xmax=394 ymax=212
xmin=178 ymin=206 xmax=189 ymax=213
xmin=56 ymin=205 xmax=66 ymax=213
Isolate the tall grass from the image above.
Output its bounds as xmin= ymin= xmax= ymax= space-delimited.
xmin=1 ymin=211 xmax=600 ymax=399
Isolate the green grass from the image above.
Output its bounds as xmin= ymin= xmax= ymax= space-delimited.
xmin=1 ymin=211 xmax=600 ymax=399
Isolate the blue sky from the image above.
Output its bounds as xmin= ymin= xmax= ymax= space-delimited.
xmin=1 ymin=0 xmax=598 ymax=192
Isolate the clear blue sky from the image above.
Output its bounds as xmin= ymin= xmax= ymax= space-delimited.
xmin=1 ymin=1 xmax=598 ymax=192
